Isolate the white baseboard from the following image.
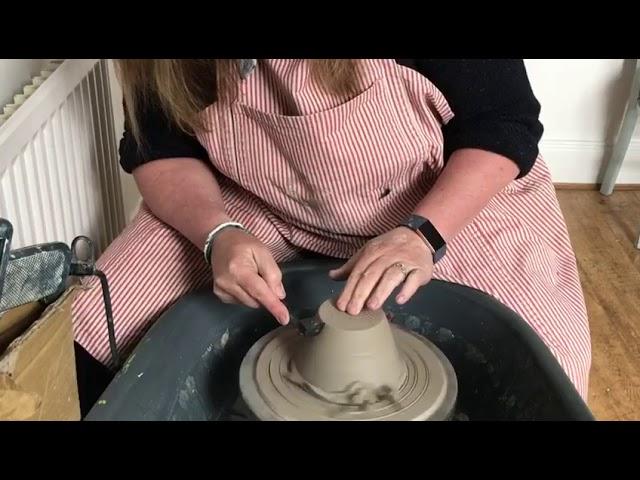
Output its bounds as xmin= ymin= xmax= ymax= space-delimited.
xmin=541 ymin=138 xmax=640 ymax=184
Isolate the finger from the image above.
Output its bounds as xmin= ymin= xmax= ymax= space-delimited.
xmin=396 ymin=269 xmax=431 ymax=305
xmin=238 ymin=273 xmax=290 ymax=325
xmin=213 ymin=288 xmax=238 ymax=304
xmin=335 ymin=251 xmax=380 ymax=312
xmin=254 ymin=250 xmax=285 ymax=299
xmin=328 ymin=249 xmax=363 ymax=280
xmin=218 ymin=285 xmax=260 ymax=309
xmin=345 ymin=258 xmax=390 ymax=315
xmin=366 ymin=264 xmax=409 ymax=310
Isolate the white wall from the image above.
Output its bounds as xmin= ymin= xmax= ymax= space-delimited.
xmin=0 ymin=59 xmax=49 ymax=106
xmin=108 ymin=59 xmax=640 ymax=220
xmin=526 ymin=59 xmax=640 ymax=183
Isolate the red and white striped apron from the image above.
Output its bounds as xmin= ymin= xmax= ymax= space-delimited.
xmin=72 ymin=60 xmax=591 ymax=398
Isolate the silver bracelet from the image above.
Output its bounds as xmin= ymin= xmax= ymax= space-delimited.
xmin=203 ymin=221 xmax=246 ymax=265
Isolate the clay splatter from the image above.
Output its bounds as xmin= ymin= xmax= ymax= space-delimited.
xmin=464 ymin=344 xmax=487 ymax=364
xmin=177 ymin=375 xmax=197 ymax=409
xmin=178 ymin=390 xmax=189 ymax=409
xmin=436 ymin=327 xmax=455 ymax=342
xmin=404 ymin=315 xmax=422 ymax=331
xmin=219 ymin=329 xmax=230 ymax=349
xmin=498 ymin=393 xmax=517 ymax=409
xmin=201 ymin=343 xmax=214 ymax=360
xmin=185 ymin=375 xmax=196 ymax=393
xmin=121 ymin=353 xmax=136 ymax=374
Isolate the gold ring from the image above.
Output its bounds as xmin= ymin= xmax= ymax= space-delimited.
xmin=393 ymin=262 xmax=409 ymax=277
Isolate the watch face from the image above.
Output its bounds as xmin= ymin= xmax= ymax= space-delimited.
xmin=404 ymin=215 xmax=446 ymax=263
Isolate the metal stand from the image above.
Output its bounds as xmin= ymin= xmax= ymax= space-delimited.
xmin=600 ymin=60 xmax=640 ymax=196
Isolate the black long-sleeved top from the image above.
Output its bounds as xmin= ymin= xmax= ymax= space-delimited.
xmin=119 ymin=59 xmax=543 ymax=179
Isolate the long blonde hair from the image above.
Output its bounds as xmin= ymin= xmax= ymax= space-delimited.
xmin=115 ymin=59 xmax=360 ymax=144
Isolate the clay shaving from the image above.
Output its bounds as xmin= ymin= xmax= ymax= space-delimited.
xmin=283 ymin=358 xmax=402 ymax=416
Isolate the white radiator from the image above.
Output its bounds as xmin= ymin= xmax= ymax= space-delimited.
xmin=0 ymin=59 xmax=125 ymax=254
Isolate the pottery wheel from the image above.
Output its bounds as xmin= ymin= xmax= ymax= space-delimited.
xmin=239 ymin=300 xmax=458 ymax=421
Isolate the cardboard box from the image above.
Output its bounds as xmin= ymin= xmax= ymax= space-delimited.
xmin=0 ymin=288 xmax=80 ymax=420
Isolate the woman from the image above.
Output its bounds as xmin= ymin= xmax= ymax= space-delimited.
xmin=73 ymin=59 xmax=590 ymax=400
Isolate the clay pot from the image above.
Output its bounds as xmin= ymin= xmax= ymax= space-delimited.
xmin=292 ymin=300 xmax=406 ymax=393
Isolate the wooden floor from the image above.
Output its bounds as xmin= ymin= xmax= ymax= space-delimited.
xmin=557 ymin=190 xmax=640 ymax=420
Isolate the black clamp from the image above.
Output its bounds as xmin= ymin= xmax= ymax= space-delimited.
xmin=70 ymin=236 xmax=121 ymax=369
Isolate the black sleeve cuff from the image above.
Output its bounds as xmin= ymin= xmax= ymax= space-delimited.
xmin=442 ymin=118 xmax=542 ymax=179
xmin=118 ymin=98 xmax=210 ymax=174
xmin=407 ymin=59 xmax=544 ymax=179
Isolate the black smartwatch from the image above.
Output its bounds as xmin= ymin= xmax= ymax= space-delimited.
xmin=399 ymin=214 xmax=447 ymax=263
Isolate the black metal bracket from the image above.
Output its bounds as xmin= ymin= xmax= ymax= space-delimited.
xmin=70 ymin=236 xmax=121 ymax=370
xmin=0 ymin=219 xmax=14 ymax=304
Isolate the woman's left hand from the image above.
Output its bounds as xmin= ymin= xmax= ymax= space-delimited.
xmin=329 ymin=227 xmax=434 ymax=315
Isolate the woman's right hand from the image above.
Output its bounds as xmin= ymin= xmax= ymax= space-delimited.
xmin=210 ymin=228 xmax=289 ymax=325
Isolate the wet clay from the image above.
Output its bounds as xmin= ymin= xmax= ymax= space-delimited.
xmin=239 ymin=299 xmax=458 ymax=421
xmin=292 ymin=300 xmax=406 ymax=394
